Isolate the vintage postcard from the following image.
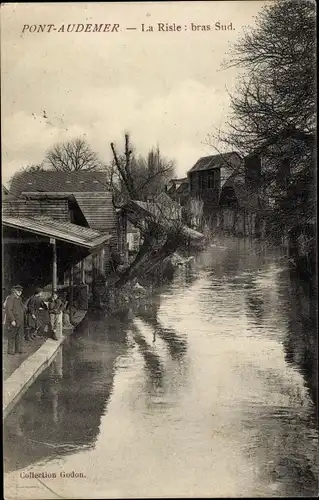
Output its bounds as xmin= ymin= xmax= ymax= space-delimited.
xmin=2 ymin=1 xmax=317 ymax=498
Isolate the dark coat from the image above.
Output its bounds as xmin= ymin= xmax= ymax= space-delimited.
xmin=48 ymin=298 xmax=64 ymax=315
xmin=5 ymin=294 xmax=25 ymax=327
xmin=25 ymin=295 xmax=48 ymax=329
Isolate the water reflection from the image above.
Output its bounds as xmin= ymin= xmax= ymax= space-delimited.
xmin=282 ymin=272 xmax=318 ymax=409
xmin=136 ymin=301 xmax=188 ymax=361
xmin=3 ymin=237 xmax=318 ymax=498
xmin=4 ymin=314 xmax=131 ymax=472
xmin=241 ymin=403 xmax=318 ymax=497
xmin=132 ymin=324 xmax=165 ymax=390
xmin=245 ymin=280 xmax=266 ymax=325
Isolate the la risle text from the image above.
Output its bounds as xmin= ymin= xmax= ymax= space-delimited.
xmin=21 ymin=22 xmax=235 ymax=34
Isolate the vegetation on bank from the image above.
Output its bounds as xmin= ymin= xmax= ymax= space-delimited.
xmin=209 ymin=0 xmax=316 ymax=273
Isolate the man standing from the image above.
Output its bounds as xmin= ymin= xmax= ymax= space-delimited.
xmin=25 ymin=287 xmax=48 ymax=340
xmin=48 ymin=291 xmax=63 ymax=340
xmin=5 ymin=285 xmax=25 ymax=355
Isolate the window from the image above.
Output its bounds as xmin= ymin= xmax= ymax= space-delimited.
xmin=198 ymin=176 xmax=205 ymax=190
xmin=208 ymin=172 xmax=217 ymax=189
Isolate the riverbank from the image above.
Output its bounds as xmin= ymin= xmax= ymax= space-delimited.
xmin=3 ymin=310 xmax=87 ymax=420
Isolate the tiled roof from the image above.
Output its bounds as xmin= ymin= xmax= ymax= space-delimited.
xmin=2 ymin=215 xmax=112 ymax=249
xmin=73 ymin=192 xmax=116 ymax=232
xmin=188 ymin=152 xmax=241 ymax=173
xmin=176 ymin=180 xmax=189 ymax=193
xmin=9 ymin=171 xmax=109 ymax=197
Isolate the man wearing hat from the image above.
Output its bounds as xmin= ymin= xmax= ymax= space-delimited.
xmin=25 ymin=287 xmax=48 ymax=340
xmin=4 ymin=285 xmax=25 ymax=355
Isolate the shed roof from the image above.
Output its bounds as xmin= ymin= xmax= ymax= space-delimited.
xmin=73 ymin=192 xmax=116 ymax=231
xmin=188 ymin=152 xmax=241 ymax=174
xmin=2 ymin=215 xmax=111 ymax=249
xmin=18 ymin=191 xmax=116 ymax=231
xmin=9 ymin=171 xmax=109 ymax=197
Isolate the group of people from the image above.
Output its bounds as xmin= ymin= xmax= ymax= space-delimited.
xmin=3 ymin=285 xmax=67 ymax=355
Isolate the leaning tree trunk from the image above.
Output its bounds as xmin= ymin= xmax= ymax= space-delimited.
xmin=113 ymin=229 xmax=183 ymax=289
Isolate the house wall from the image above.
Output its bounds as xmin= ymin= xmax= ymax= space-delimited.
xmin=189 ymin=169 xmax=221 ymax=200
xmin=218 ymin=208 xmax=259 ymax=238
xmin=68 ymin=244 xmax=113 ymax=284
xmin=188 ymin=169 xmax=221 ymax=228
xmin=74 ymin=209 xmax=123 ymax=290
xmin=3 ymin=199 xmax=71 ymax=220
xmin=62 ymin=242 xmax=113 ymax=306
xmin=221 ymin=209 xmax=235 ymax=232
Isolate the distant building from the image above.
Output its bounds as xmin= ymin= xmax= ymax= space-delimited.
xmin=218 ymin=175 xmax=266 ymax=237
xmin=185 ymin=151 xmax=270 ymax=234
xmin=166 ymin=177 xmax=189 ymax=206
xmin=187 ymin=152 xmax=243 ymax=227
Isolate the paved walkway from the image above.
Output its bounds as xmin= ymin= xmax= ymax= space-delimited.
xmin=3 ymin=334 xmax=48 ymax=382
xmin=3 ymin=310 xmax=87 ymax=420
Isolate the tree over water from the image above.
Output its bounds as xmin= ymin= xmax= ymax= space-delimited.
xmin=211 ymin=0 xmax=316 ymax=239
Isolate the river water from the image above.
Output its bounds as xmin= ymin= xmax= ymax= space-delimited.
xmin=4 ymin=237 xmax=318 ymax=498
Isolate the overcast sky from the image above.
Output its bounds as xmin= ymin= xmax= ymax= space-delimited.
xmin=1 ymin=1 xmax=267 ymax=186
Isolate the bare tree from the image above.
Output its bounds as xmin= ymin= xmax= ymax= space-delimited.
xmin=218 ymin=0 xmax=315 ymax=154
xmin=113 ymin=196 xmax=198 ymax=288
xmin=132 ymin=146 xmax=176 ymax=200
xmin=208 ymin=0 xmax=316 ymax=239
xmin=110 ymin=134 xmax=175 ymax=203
xmin=108 ymin=134 xmax=202 ymax=288
xmin=45 ymin=138 xmax=104 ymax=172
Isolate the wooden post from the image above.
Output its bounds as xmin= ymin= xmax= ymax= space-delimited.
xmin=92 ymin=253 xmax=97 ymax=305
xmin=81 ymin=259 xmax=85 ymax=283
xmin=69 ymin=266 xmax=74 ymax=323
xmin=51 ymin=238 xmax=57 ymax=293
